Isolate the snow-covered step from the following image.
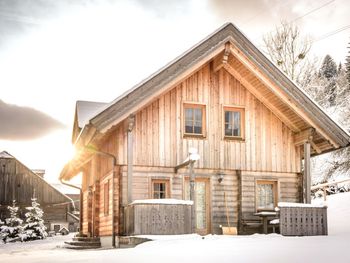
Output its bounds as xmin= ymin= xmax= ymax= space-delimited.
xmin=64 ymin=237 xmax=101 ymax=250
xmin=72 ymin=237 xmax=101 ymax=242
xmin=63 ymin=244 xmax=102 ymax=250
xmin=65 ymin=241 xmax=101 ymax=247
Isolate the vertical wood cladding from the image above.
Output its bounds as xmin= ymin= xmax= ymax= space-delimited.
xmin=112 ymin=62 xmax=300 ymax=173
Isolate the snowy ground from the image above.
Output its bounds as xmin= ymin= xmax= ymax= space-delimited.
xmin=1 ymin=192 xmax=350 ymax=263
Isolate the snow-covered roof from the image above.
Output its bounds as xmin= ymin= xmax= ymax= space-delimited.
xmin=0 ymin=151 xmax=14 ymax=159
xmin=131 ymin=199 xmax=193 ymax=205
xmin=76 ymin=101 xmax=108 ymax=128
xmin=51 ymin=183 xmax=80 ymax=195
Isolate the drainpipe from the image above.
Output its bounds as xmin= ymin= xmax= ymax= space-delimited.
xmin=59 ymin=178 xmax=83 ymax=235
xmin=127 ymin=114 xmax=135 ymax=204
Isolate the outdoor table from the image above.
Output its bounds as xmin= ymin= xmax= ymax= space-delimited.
xmin=254 ymin=211 xmax=277 ymax=234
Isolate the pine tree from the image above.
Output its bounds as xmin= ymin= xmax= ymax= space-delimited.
xmin=346 ymin=41 xmax=350 ymax=85
xmin=23 ymin=197 xmax=48 ymax=240
xmin=318 ymin=55 xmax=338 ymax=106
xmin=0 ymin=218 xmax=5 ymax=242
xmin=0 ymin=200 xmax=23 ymax=243
xmin=319 ymin=55 xmax=338 ymax=80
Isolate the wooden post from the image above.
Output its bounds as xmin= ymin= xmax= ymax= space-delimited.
xmin=303 ymin=142 xmax=311 ymax=204
xmin=127 ymin=115 xmax=135 ymax=204
xmin=236 ymin=170 xmax=242 ymax=233
xmin=189 ymin=161 xmax=196 ymax=233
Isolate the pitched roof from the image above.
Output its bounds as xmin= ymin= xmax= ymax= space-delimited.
xmin=76 ymin=22 xmax=350 ymax=150
xmin=1 ymin=151 xmax=72 ymax=203
xmin=76 ymin=100 xmax=108 ymax=129
xmin=0 ymin=151 xmax=14 ymax=159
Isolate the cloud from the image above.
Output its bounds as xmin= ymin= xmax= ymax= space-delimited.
xmin=0 ymin=100 xmax=65 ymax=140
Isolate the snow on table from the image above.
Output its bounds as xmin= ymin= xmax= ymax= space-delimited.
xmin=278 ymin=202 xmax=326 ymax=208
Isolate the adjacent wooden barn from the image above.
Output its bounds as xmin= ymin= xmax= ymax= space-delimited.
xmin=60 ymin=23 xmax=350 ymax=241
xmin=0 ymin=151 xmax=79 ymax=232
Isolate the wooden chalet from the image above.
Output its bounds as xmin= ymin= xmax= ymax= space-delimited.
xmin=0 ymin=151 xmax=79 ymax=232
xmin=60 ymin=23 xmax=350 ymax=241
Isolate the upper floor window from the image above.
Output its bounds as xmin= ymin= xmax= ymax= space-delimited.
xmin=224 ymin=107 xmax=244 ymax=139
xmin=184 ymin=103 xmax=206 ymax=137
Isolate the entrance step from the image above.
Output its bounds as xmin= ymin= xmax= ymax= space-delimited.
xmin=64 ymin=236 xmax=101 ymax=250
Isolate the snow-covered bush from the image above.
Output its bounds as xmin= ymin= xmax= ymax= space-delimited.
xmin=0 ymin=200 xmax=24 ymax=243
xmin=0 ymin=218 xmax=6 ymax=242
xmin=22 ymin=198 xmax=48 ymax=241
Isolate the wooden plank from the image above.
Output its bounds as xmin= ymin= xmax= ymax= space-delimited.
xmin=223 ymin=63 xmax=300 ymax=132
xmin=304 ymin=142 xmax=311 ymax=204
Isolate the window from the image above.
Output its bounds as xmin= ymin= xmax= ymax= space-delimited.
xmin=224 ymin=107 xmax=244 ymax=139
xmin=104 ymin=180 xmax=110 ymax=215
xmin=184 ymin=104 xmax=206 ymax=136
xmin=152 ymin=180 xmax=169 ymax=199
xmin=256 ymin=180 xmax=277 ymax=211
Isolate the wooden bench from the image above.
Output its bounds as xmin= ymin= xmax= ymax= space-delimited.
xmin=269 ymin=218 xmax=280 ymax=233
xmin=241 ymin=217 xmax=263 ymax=234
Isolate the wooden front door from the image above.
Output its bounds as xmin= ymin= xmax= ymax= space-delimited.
xmin=185 ymin=178 xmax=210 ymax=235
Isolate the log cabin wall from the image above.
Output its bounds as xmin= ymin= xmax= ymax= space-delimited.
xmin=80 ymin=134 xmax=120 ymax=237
xmin=239 ymin=171 xmax=302 ymax=220
xmin=88 ymin=61 xmax=303 ymax=235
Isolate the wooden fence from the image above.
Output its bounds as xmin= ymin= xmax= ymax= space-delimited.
xmin=311 ymin=178 xmax=350 ymax=200
xmin=125 ymin=200 xmax=192 ymax=235
xmin=279 ymin=204 xmax=327 ymax=236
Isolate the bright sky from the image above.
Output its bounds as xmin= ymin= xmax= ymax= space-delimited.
xmin=0 ymin=0 xmax=349 ymax=182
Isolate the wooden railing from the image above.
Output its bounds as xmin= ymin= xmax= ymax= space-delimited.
xmin=279 ymin=204 xmax=327 ymax=236
xmin=311 ymin=178 xmax=350 ymax=201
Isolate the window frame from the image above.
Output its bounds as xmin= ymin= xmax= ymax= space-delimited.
xmin=183 ymin=103 xmax=206 ymax=138
xmin=151 ymin=179 xmax=170 ymax=199
xmin=103 ymin=180 xmax=110 ymax=216
xmin=222 ymin=106 xmax=245 ymax=140
xmin=255 ymin=180 xmax=278 ymax=212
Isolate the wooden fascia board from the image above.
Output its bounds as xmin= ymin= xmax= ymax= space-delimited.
xmin=59 ymin=153 xmax=93 ymax=181
xmin=75 ymin=124 xmax=97 ymax=148
xmin=213 ymin=54 xmax=225 ymax=72
xmin=96 ymin=44 xmax=227 ymax=134
xmin=223 ymin=63 xmax=300 ymax=133
xmin=213 ymin=42 xmax=231 ymax=72
xmin=228 ymin=44 xmax=341 ymax=148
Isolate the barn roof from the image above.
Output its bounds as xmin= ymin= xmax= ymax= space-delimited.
xmin=1 ymin=151 xmax=72 ymax=204
xmin=73 ymin=23 xmax=349 ymax=151
xmin=0 ymin=151 xmax=14 ymax=159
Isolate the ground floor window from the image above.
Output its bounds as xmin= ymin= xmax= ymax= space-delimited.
xmin=152 ymin=179 xmax=169 ymax=199
xmin=256 ymin=180 xmax=277 ymax=211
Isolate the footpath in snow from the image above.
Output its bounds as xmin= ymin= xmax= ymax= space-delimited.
xmin=1 ymin=192 xmax=350 ymax=263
